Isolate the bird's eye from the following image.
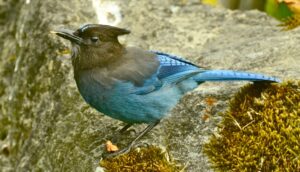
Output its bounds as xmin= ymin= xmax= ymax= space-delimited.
xmin=91 ymin=37 xmax=99 ymax=43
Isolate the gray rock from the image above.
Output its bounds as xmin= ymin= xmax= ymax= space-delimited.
xmin=0 ymin=0 xmax=299 ymax=171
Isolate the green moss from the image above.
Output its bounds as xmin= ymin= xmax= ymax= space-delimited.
xmin=204 ymin=81 xmax=300 ymax=171
xmin=265 ymin=0 xmax=293 ymax=21
xmin=279 ymin=14 xmax=300 ymax=30
xmin=100 ymin=146 xmax=182 ymax=172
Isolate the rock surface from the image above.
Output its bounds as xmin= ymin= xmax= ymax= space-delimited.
xmin=0 ymin=0 xmax=299 ymax=171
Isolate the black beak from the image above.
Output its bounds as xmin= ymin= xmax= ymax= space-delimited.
xmin=51 ymin=29 xmax=83 ymax=45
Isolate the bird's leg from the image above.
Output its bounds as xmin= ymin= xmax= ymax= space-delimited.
xmin=119 ymin=123 xmax=133 ymax=133
xmin=111 ymin=123 xmax=133 ymax=143
xmin=104 ymin=120 xmax=160 ymax=158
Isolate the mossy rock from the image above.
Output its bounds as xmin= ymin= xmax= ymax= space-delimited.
xmin=204 ymin=81 xmax=300 ymax=171
xmin=100 ymin=146 xmax=182 ymax=172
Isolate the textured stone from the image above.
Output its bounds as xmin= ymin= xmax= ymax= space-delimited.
xmin=0 ymin=0 xmax=299 ymax=171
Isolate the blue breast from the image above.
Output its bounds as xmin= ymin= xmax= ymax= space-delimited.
xmin=74 ymin=53 xmax=199 ymax=123
xmin=75 ymin=51 xmax=279 ymax=124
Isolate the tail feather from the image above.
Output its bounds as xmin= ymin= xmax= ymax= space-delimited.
xmin=193 ymin=70 xmax=280 ymax=83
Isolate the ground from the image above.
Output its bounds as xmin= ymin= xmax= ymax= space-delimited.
xmin=0 ymin=0 xmax=299 ymax=171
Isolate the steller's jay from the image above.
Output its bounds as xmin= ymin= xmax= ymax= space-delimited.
xmin=52 ymin=24 xmax=280 ymax=157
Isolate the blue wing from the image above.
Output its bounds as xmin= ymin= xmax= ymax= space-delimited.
xmin=154 ymin=51 xmax=202 ymax=79
xmin=130 ymin=52 xmax=203 ymax=95
xmin=154 ymin=51 xmax=280 ymax=83
xmin=130 ymin=51 xmax=280 ymax=95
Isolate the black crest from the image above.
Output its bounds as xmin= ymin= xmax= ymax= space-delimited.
xmin=75 ymin=24 xmax=130 ymax=41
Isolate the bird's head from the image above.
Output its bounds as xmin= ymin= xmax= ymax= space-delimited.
xmin=52 ymin=24 xmax=130 ymax=70
xmin=53 ymin=24 xmax=130 ymax=47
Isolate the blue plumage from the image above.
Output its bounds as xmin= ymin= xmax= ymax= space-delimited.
xmin=54 ymin=24 xmax=280 ymax=157
xmin=75 ymin=51 xmax=279 ymax=124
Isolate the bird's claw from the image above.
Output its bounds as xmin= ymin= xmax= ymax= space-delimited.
xmin=102 ymin=146 xmax=132 ymax=159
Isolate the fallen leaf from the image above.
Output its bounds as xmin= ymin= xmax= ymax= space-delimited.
xmin=106 ymin=140 xmax=119 ymax=152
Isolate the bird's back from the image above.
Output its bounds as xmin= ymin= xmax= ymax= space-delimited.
xmin=74 ymin=47 xmax=279 ymax=124
xmin=74 ymin=48 xmax=201 ymax=123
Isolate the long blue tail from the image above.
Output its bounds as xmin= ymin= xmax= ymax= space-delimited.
xmin=193 ymin=70 xmax=280 ymax=83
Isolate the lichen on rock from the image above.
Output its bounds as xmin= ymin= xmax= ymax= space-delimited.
xmin=204 ymin=81 xmax=300 ymax=171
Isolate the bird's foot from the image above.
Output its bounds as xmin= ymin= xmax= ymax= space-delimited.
xmin=102 ymin=142 xmax=150 ymax=159
xmin=102 ymin=145 xmax=132 ymax=159
xmin=102 ymin=121 xmax=160 ymax=159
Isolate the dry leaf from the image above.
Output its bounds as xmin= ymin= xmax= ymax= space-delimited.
xmin=106 ymin=140 xmax=119 ymax=152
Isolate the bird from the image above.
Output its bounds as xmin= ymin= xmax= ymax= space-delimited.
xmin=52 ymin=24 xmax=280 ymax=157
